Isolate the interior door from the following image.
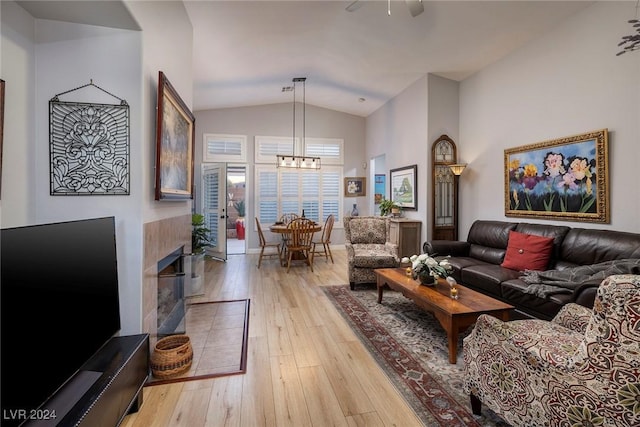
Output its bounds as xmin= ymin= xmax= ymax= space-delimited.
xmin=202 ymin=163 xmax=227 ymax=260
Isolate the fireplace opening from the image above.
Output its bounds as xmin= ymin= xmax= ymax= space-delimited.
xmin=157 ymin=247 xmax=186 ymax=337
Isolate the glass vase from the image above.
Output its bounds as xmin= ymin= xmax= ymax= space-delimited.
xmin=415 ymin=271 xmax=435 ymax=286
xmin=351 ymin=204 xmax=359 ymax=216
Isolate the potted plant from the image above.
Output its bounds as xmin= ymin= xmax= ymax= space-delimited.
xmin=233 ymin=200 xmax=246 ymax=240
xmin=189 ymin=214 xmax=210 ymax=296
xmin=192 ymin=213 xmax=211 ymax=254
xmin=379 ymin=198 xmax=400 ymax=217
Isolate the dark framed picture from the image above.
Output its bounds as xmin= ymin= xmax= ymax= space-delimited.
xmin=505 ymin=129 xmax=609 ymax=223
xmin=344 ymin=177 xmax=366 ymax=197
xmin=390 ymin=164 xmax=417 ymax=210
xmin=155 ymin=71 xmax=195 ymax=200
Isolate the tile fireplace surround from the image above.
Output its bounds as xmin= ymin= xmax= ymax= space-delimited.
xmin=143 ymin=214 xmax=191 ymax=348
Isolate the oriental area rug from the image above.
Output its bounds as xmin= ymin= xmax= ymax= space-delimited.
xmin=323 ymin=285 xmax=508 ymax=427
xmin=146 ymin=299 xmax=249 ymax=386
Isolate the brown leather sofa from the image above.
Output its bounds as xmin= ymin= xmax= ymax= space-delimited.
xmin=424 ymin=220 xmax=640 ymax=319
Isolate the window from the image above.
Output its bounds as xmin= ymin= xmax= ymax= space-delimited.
xmin=203 ymin=134 xmax=247 ymax=162
xmin=254 ymin=135 xmax=297 ymax=164
xmin=254 ymin=136 xmax=344 ymax=228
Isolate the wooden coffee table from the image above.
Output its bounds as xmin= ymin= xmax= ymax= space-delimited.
xmin=375 ymin=268 xmax=514 ymax=364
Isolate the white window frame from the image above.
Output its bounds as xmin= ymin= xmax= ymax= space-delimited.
xmin=304 ymin=137 xmax=344 ymax=165
xmin=203 ymin=133 xmax=247 ymax=163
xmin=254 ymin=164 xmax=343 ymax=230
xmin=254 ymin=135 xmax=298 ymax=164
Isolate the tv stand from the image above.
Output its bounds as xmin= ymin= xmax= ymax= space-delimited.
xmin=26 ymin=334 xmax=149 ymax=427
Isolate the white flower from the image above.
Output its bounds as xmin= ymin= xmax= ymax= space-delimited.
xmin=401 ymin=257 xmax=410 ymax=264
xmin=407 ymin=254 xmax=454 ymax=279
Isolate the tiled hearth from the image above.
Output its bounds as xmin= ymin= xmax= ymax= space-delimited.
xmin=143 ymin=214 xmax=191 ymax=348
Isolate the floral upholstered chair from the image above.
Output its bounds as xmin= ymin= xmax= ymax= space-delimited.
xmin=344 ymin=216 xmax=399 ymax=290
xmin=463 ymin=274 xmax=640 ymax=426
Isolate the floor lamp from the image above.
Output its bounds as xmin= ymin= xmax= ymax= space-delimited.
xmin=449 ymin=164 xmax=467 ymax=240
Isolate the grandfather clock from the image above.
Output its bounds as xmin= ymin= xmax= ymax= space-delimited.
xmin=431 ymin=135 xmax=465 ymax=241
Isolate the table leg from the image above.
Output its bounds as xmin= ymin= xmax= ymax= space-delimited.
xmin=434 ymin=312 xmax=458 ymax=364
xmin=447 ymin=328 xmax=459 ymax=364
xmin=377 ymin=278 xmax=385 ymax=304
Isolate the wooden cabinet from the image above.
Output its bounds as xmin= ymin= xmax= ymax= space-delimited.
xmin=389 ymin=219 xmax=422 ymax=258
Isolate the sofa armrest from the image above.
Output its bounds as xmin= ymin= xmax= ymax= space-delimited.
xmin=423 ymin=240 xmax=470 ymax=257
xmin=384 ymin=241 xmax=400 ymax=261
xmin=551 ymin=303 xmax=592 ymax=334
xmin=345 ymin=242 xmax=355 ymax=260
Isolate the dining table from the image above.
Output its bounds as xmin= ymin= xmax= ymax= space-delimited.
xmin=269 ymin=221 xmax=322 ymax=266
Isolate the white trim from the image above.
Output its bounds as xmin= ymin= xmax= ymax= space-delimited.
xmin=255 ymin=135 xmax=298 ymax=164
xmin=203 ymin=133 xmax=247 ymax=162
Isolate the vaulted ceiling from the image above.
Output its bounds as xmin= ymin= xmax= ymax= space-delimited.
xmin=18 ymin=0 xmax=594 ymax=116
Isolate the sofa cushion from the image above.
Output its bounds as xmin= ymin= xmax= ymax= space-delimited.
xmin=515 ymin=222 xmax=570 ymax=263
xmin=560 ymin=228 xmax=640 ymax=265
xmin=461 ymin=264 xmax=521 ymax=298
xmin=501 ymin=279 xmax=573 ymax=320
xmin=351 ymin=244 xmax=397 ymax=268
xmin=501 ymin=230 xmax=555 ymax=272
xmin=466 ymin=220 xmax=517 ymax=264
xmin=348 ymin=218 xmax=387 ymax=244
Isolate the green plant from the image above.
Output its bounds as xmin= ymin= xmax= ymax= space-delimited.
xmin=192 ymin=213 xmax=211 ymax=254
xmin=378 ymin=198 xmax=400 ymax=216
xmin=233 ymin=199 xmax=246 ymax=217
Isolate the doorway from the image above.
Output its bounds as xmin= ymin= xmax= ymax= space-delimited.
xmin=202 ymin=164 xmax=247 ymax=259
xmin=226 ymin=165 xmax=246 ymax=255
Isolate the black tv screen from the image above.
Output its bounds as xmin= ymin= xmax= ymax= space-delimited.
xmin=1 ymin=216 xmax=121 ymax=423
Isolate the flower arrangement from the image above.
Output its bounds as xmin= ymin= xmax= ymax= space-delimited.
xmin=403 ymin=254 xmax=453 ymax=283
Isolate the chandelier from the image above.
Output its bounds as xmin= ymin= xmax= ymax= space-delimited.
xmin=276 ymin=77 xmax=321 ymax=170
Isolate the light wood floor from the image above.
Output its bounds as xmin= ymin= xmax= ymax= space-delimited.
xmin=121 ymin=248 xmax=424 ymax=427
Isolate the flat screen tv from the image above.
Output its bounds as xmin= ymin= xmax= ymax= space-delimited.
xmin=1 ymin=216 xmax=121 ymax=425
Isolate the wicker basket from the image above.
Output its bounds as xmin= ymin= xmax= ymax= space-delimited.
xmin=150 ymin=334 xmax=193 ymax=379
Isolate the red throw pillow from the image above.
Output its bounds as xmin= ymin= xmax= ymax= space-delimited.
xmin=501 ymin=230 xmax=554 ymax=272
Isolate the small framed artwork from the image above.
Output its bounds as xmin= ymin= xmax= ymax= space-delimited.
xmin=344 ymin=177 xmax=366 ymax=197
xmin=505 ymin=129 xmax=609 ymax=223
xmin=155 ymin=71 xmax=195 ymax=200
xmin=374 ymin=174 xmax=385 ymax=204
xmin=390 ymin=164 xmax=417 ymax=210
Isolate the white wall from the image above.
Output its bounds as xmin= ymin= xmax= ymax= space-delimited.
xmin=1 ymin=1 xmax=36 ymax=226
xmin=459 ymin=1 xmax=640 ymax=235
xmin=427 ymin=74 xmax=459 ymax=237
xmin=195 ymin=102 xmax=366 ymax=249
xmin=366 ymin=75 xmax=430 ymax=243
xmin=1 ymin=0 xmax=195 ymax=335
xmin=125 ymin=0 xmax=194 ymax=224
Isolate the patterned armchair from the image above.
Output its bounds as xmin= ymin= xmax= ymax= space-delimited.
xmin=344 ymin=216 xmax=399 ymax=290
xmin=463 ymin=274 xmax=640 ymax=426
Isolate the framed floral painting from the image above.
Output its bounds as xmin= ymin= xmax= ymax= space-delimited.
xmin=504 ymin=129 xmax=609 ymax=223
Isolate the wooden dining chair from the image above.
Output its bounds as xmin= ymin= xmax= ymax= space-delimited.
xmin=312 ymin=214 xmax=335 ymax=263
xmin=285 ymin=218 xmax=316 ymax=273
xmin=255 ymin=217 xmax=283 ymax=268
xmin=279 ymin=213 xmax=299 ymax=225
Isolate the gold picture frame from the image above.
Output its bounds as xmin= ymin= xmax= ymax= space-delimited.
xmin=504 ymin=129 xmax=609 ymax=223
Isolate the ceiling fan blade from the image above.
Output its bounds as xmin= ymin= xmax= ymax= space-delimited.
xmin=345 ymin=0 xmax=365 ymax=12
xmin=405 ymin=0 xmax=424 ymax=17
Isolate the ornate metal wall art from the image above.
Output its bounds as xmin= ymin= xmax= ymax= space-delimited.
xmin=50 ymin=81 xmax=130 ymax=195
